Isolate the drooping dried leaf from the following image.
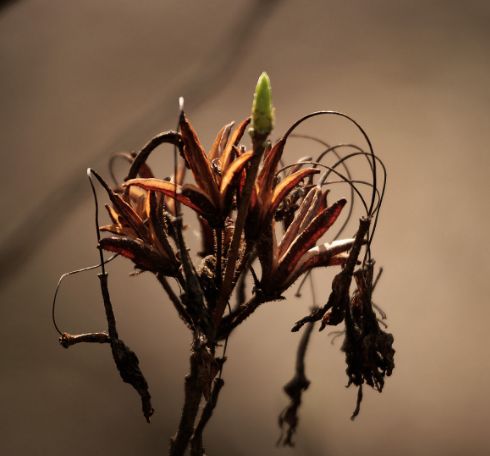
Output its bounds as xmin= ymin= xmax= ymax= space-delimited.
xmin=342 ymin=265 xmax=395 ymax=419
xmin=111 ymin=338 xmax=154 ymax=422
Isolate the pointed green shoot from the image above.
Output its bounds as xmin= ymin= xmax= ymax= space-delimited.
xmin=251 ymin=72 xmax=274 ymax=138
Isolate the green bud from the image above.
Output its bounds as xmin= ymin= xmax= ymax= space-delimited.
xmin=251 ymin=72 xmax=274 ymax=138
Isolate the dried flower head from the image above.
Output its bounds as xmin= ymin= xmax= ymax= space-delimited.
xmin=53 ymin=73 xmax=392 ymax=455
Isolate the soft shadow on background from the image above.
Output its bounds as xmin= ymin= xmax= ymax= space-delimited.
xmin=1 ymin=1 xmax=489 ymax=455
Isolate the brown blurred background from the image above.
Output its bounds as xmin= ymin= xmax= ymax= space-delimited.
xmin=1 ymin=0 xmax=489 ymax=454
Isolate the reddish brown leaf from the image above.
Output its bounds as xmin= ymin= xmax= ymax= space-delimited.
xmin=99 ymin=224 xmax=135 ymax=237
xmin=181 ymin=184 xmax=219 ymax=225
xmin=179 ymin=114 xmax=219 ymax=205
xmin=270 ymin=168 xmax=320 ymax=216
xmin=105 ymin=204 xmax=120 ymax=225
xmin=148 ymin=191 xmax=175 ymax=260
xmin=287 ymin=156 xmax=313 ymax=175
xmin=135 ymin=160 xmax=154 ymax=179
xmin=219 ymin=151 xmax=254 ymax=210
xmin=277 ymin=187 xmax=319 ymax=258
xmin=219 ymin=117 xmax=250 ymax=171
xmin=285 ymin=240 xmax=355 ymax=288
xmin=257 ymin=138 xmax=286 ymax=193
xmin=319 ymin=188 xmax=329 ymax=211
xmin=124 ymin=178 xmax=208 ymax=217
xmin=209 ymin=121 xmax=234 ymax=161
xmin=91 ymin=170 xmax=146 ymax=240
xmin=297 ymin=185 xmax=324 ymax=234
xmin=102 ymin=189 xmax=145 ymax=239
xmin=100 ymin=237 xmax=177 ymax=275
xmin=197 ymin=217 xmax=215 ymax=257
xmin=256 ymin=222 xmax=277 ymax=285
xmin=276 ymin=199 xmax=347 ymax=280
xmin=165 ymin=162 xmax=187 ymax=216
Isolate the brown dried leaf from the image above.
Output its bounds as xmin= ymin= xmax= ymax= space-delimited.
xmin=219 ymin=150 xmax=254 ymax=209
xmin=209 ymin=121 xmax=234 ymax=161
xmin=284 ymin=240 xmax=355 ymax=288
xmin=179 ymin=114 xmax=219 ymax=205
xmin=257 ymin=138 xmax=286 ymax=193
xmin=100 ymin=236 xmax=176 ymax=275
xmin=219 ymin=117 xmax=251 ymax=171
xmin=148 ymin=191 xmax=175 ymax=260
xmin=181 ymin=184 xmax=219 ymax=225
xmin=276 ymin=199 xmax=347 ymax=280
xmin=270 ymin=168 xmax=320 ymax=216
xmin=124 ymin=178 xmax=208 ymax=217
xmin=91 ymin=170 xmax=146 ymax=239
xmin=277 ymin=187 xmax=318 ymax=258
xmin=105 ymin=204 xmax=120 ymax=225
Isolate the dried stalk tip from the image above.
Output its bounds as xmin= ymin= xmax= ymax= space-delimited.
xmin=251 ymin=71 xmax=274 ymax=138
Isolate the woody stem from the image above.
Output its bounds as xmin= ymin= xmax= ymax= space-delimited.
xmin=215 ymin=227 xmax=223 ymax=289
xmin=169 ymin=339 xmax=205 ymax=456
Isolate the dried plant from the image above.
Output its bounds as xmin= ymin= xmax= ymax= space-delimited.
xmin=53 ymin=73 xmax=394 ymax=454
